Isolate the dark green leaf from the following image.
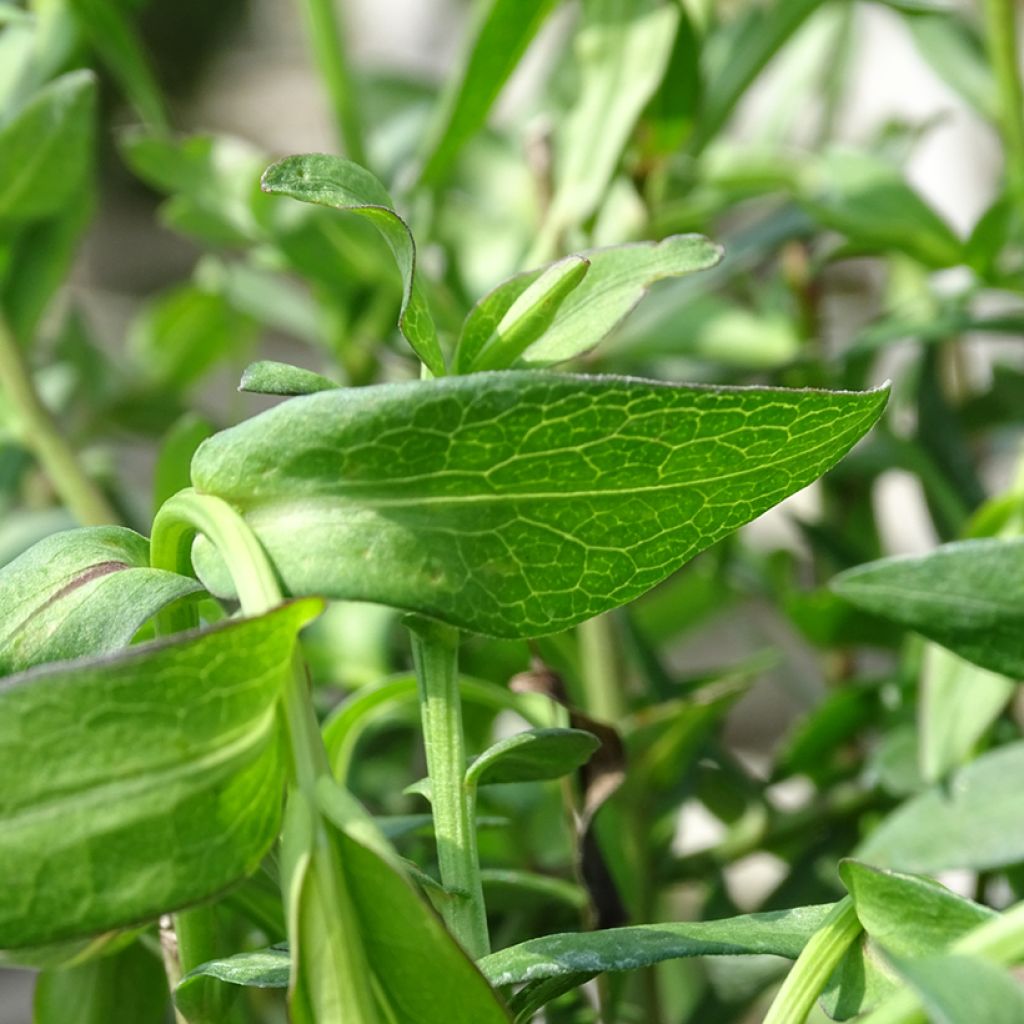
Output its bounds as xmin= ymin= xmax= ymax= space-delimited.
xmin=640 ymin=5 xmax=700 ymax=156
xmin=417 ymin=0 xmax=560 ymax=184
xmin=239 ymin=360 xmax=339 ymax=397
xmin=261 ymin=154 xmax=444 ymax=375
xmin=34 ymin=939 xmax=169 ymax=1024
xmin=0 ymin=70 xmax=96 ymax=224
xmin=467 ymin=728 xmax=600 ymax=788
xmin=455 ymin=237 xmax=722 ymax=373
xmin=191 ymin=372 xmax=888 ymax=638
xmin=0 ymin=526 xmax=201 ymax=674
xmin=832 ymin=537 xmax=1024 ymax=677
xmin=0 ymin=599 xmax=320 ymax=948
xmin=855 ymin=742 xmax=1024 ymax=873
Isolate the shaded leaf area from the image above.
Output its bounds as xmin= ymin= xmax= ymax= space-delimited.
xmin=454 ymin=237 xmax=722 ymax=373
xmin=854 ymin=742 xmax=1024 ymax=874
xmin=832 ymin=537 xmax=1024 ymax=676
xmin=0 ymin=600 xmax=320 ymax=948
xmin=261 ymin=154 xmax=444 ymax=375
xmin=0 ymin=526 xmax=200 ymax=674
xmin=192 ymin=372 xmax=888 ymax=638
xmin=467 ymin=728 xmax=600 ymax=787
xmin=893 ymin=953 xmax=1024 ymax=1024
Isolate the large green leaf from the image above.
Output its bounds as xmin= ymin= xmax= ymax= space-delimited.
xmin=832 ymin=537 xmax=1024 ymax=677
xmin=0 ymin=599 xmax=319 ymax=948
xmin=454 ymin=237 xmax=722 ymax=373
xmin=417 ymin=0 xmax=560 ymax=185
xmin=0 ymin=70 xmax=96 ymax=224
xmin=0 ymin=526 xmax=200 ymax=674
xmin=191 ymin=372 xmax=887 ymax=638
xmin=261 ymin=154 xmax=444 ymax=375
xmin=891 ymin=954 xmax=1024 ymax=1024
xmin=855 ymin=742 xmax=1024 ymax=873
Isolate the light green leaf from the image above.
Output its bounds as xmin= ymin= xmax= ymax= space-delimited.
xmin=417 ymin=0 xmax=560 ymax=185
xmin=840 ymin=860 xmax=995 ymax=956
xmin=34 ymin=940 xmax=169 ymax=1024
xmin=0 ymin=526 xmax=201 ymax=674
xmin=261 ymin=154 xmax=444 ymax=375
xmin=239 ymin=360 xmax=339 ymax=397
xmin=464 ymin=256 xmax=590 ymax=372
xmin=455 ymin=236 xmax=722 ymax=373
xmin=67 ymin=0 xmax=167 ymax=129
xmin=177 ymin=945 xmax=290 ymax=998
xmin=467 ymin=728 xmax=599 ymax=788
xmin=0 ymin=599 xmax=320 ymax=948
xmin=479 ymin=903 xmax=832 ymax=987
xmin=919 ymin=643 xmax=1014 ymax=783
xmin=537 ymin=0 xmax=679 ymax=251
xmin=856 ymin=742 xmax=1024 ymax=873
xmin=0 ymin=70 xmax=96 ymax=223
xmin=191 ymin=372 xmax=887 ymax=639
xmin=832 ymin=537 xmax=1024 ymax=677
xmin=800 ymin=150 xmax=963 ymax=268
xmin=890 ymin=954 xmax=1024 ymax=1024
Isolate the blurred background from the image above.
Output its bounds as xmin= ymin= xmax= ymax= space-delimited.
xmin=2 ymin=0 xmax=1023 ymax=1020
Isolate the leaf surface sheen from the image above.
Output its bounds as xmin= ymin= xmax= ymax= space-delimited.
xmin=0 ymin=600 xmax=320 ymax=948
xmin=192 ymin=372 xmax=888 ymax=638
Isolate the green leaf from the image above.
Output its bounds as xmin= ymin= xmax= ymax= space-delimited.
xmin=466 ymin=728 xmax=600 ymax=788
xmin=34 ymin=939 xmax=169 ymax=1024
xmin=455 ymin=236 xmax=722 ymax=373
xmin=840 ymin=860 xmax=995 ymax=956
xmin=178 ymin=945 xmax=290 ymax=999
xmin=67 ymin=0 xmax=167 ymax=129
xmin=0 ymin=526 xmax=201 ymax=674
xmin=832 ymin=537 xmax=1024 ymax=677
xmin=855 ymin=742 xmax=1024 ymax=873
xmin=0 ymin=599 xmax=320 ymax=948
xmin=799 ymin=150 xmax=963 ymax=268
xmin=261 ymin=154 xmax=444 ymax=375
xmin=639 ymin=5 xmax=700 ymax=156
xmin=239 ymin=360 xmax=339 ymax=397
xmin=919 ymin=643 xmax=1014 ymax=783
xmin=417 ymin=0 xmax=560 ymax=185
xmin=153 ymin=413 xmax=215 ymax=514
xmin=0 ymin=70 xmax=96 ymax=224
xmin=191 ymin=372 xmax=888 ymax=639
xmin=890 ymin=954 xmax=1024 ymax=1024
xmin=538 ymin=0 xmax=679 ymax=248
xmin=479 ymin=903 xmax=832 ymax=988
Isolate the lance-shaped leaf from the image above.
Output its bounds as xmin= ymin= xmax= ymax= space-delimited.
xmin=454 ymin=236 xmax=722 ymax=372
xmin=239 ymin=360 xmax=338 ymax=397
xmin=416 ymin=0 xmax=560 ymax=185
xmin=467 ymin=728 xmax=600 ymax=788
xmin=0 ymin=70 xmax=96 ymax=224
xmin=832 ymin=537 xmax=1024 ymax=677
xmin=0 ymin=526 xmax=201 ymax=674
xmin=0 ymin=599 xmax=320 ymax=949
xmin=191 ymin=372 xmax=888 ymax=639
xmin=261 ymin=154 xmax=444 ymax=375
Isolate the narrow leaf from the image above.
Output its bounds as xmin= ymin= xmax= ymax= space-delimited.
xmin=832 ymin=537 xmax=1024 ymax=677
xmin=191 ymin=372 xmax=888 ymax=639
xmin=261 ymin=154 xmax=444 ymax=375
xmin=0 ymin=526 xmax=200 ymax=673
xmin=0 ymin=600 xmax=320 ymax=948
xmin=467 ymin=728 xmax=600 ymax=788
xmin=239 ymin=360 xmax=339 ymax=397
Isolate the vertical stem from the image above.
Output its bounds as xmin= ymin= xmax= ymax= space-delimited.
xmin=407 ymin=616 xmax=490 ymax=959
xmin=984 ymin=0 xmax=1024 ymax=203
xmin=762 ymin=897 xmax=862 ymax=1024
xmin=578 ymin=613 xmax=625 ymax=722
xmin=0 ymin=315 xmax=115 ymax=525
xmin=299 ymin=0 xmax=368 ymax=166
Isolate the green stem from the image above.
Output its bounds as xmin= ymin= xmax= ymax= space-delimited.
xmin=0 ymin=315 xmax=115 ymax=525
xmin=407 ymin=616 xmax=490 ymax=959
xmin=578 ymin=613 xmax=625 ymax=722
xmin=299 ymin=0 xmax=367 ymax=165
xmin=984 ymin=0 xmax=1024 ymax=203
xmin=150 ymin=490 xmax=380 ymax=1020
xmin=762 ymin=897 xmax=862 ymax=1024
